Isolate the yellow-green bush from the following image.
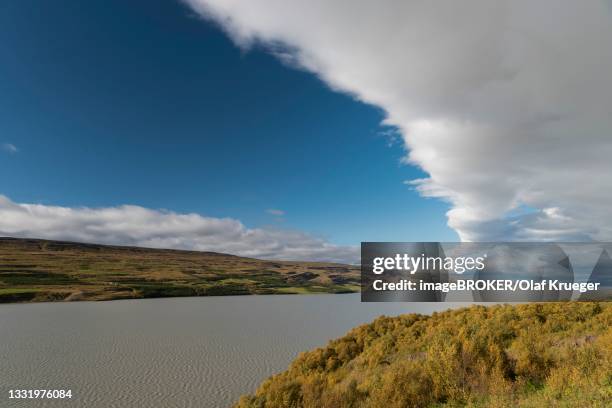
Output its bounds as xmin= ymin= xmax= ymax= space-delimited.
xmin=235 ymin=303 xmax=611 ymax=407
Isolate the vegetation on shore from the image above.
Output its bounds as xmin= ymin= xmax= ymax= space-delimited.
xmin=236 ymin=302 xmax=612 ymax=407
xmin=0 ymin=237 xmax=359 ymax=303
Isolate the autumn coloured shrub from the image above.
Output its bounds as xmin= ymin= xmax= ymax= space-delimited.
xmin=235 ymin=302 xmax=611 ymax=407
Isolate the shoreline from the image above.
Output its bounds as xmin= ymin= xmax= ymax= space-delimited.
xmin=0 ymin=286 xmax=360 ymax=305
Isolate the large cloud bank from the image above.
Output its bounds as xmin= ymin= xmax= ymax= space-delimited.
xmin=0 ymin=196 xmax=357 ymax=263
xmin=185 ymin=0 xmax=612 ymax=241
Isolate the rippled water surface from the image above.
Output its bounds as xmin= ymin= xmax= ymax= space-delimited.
xmin=0 ymin=294 xmax=463 ymax=407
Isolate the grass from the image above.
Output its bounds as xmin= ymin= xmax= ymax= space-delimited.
xmin=0 ymin=288 xmax=44 ymax=294
xmin=0 ymin=237 xmax=360 ymax=303
xmin=275 ymin=286 xmax=325 ymax=294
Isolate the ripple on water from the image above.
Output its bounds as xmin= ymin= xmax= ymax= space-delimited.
xmin=0 ymin=294 xmax=460 ymax=407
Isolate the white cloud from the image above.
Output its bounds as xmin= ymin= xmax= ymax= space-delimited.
xmin=2 ymin=143 xmax=18 ymax=154
xmin=0 ymin=195 xmax=358 ymax=264
xmin=184 ymin=0 xmax=612 ymax=242
xmin=266 ymin=208 xmax=285 ymax=216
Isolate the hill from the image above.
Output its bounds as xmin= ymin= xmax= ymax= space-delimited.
xmin=235 ymin=302 xmax=612 ymax=407
xmin=0 ymin=237 xmax=359 ymax=303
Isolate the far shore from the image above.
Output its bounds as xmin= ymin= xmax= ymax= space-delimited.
xmin=0 ymin=237 xmax=360 ymax=304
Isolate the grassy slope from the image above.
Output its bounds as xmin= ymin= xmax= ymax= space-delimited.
xmin=236 ymin=302 xmax=612 ymax=408
xmin=0 ymin=237 xmax=359 ymax=303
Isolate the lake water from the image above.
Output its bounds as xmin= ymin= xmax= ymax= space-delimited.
xmin=0 ymin=294 xmax=465 ymax=407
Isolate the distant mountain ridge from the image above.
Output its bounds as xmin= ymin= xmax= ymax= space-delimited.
xmin=0 ymin=237 xmax=359 ymax=303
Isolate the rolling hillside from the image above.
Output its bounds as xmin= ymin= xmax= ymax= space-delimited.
xmin=0 ymin=237 xmax=359 ymax=303
xmin=235 ymin=302 xmax=612 ymax=407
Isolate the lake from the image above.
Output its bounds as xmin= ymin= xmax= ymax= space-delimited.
xmin=0 ymin=294 xmax=465 ymax=407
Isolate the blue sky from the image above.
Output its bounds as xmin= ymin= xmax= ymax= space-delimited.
xmin=0 ymin=0 xmax=456 ymax=251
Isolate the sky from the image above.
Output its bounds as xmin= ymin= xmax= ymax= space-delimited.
xmin=0 ymin=0 xmax=454 ymax=263
xmin=2 ymin=0 xmax=612 ymax=263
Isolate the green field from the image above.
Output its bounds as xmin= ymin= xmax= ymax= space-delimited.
xmin=0 ymin=237 xmax=359 ymax=303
